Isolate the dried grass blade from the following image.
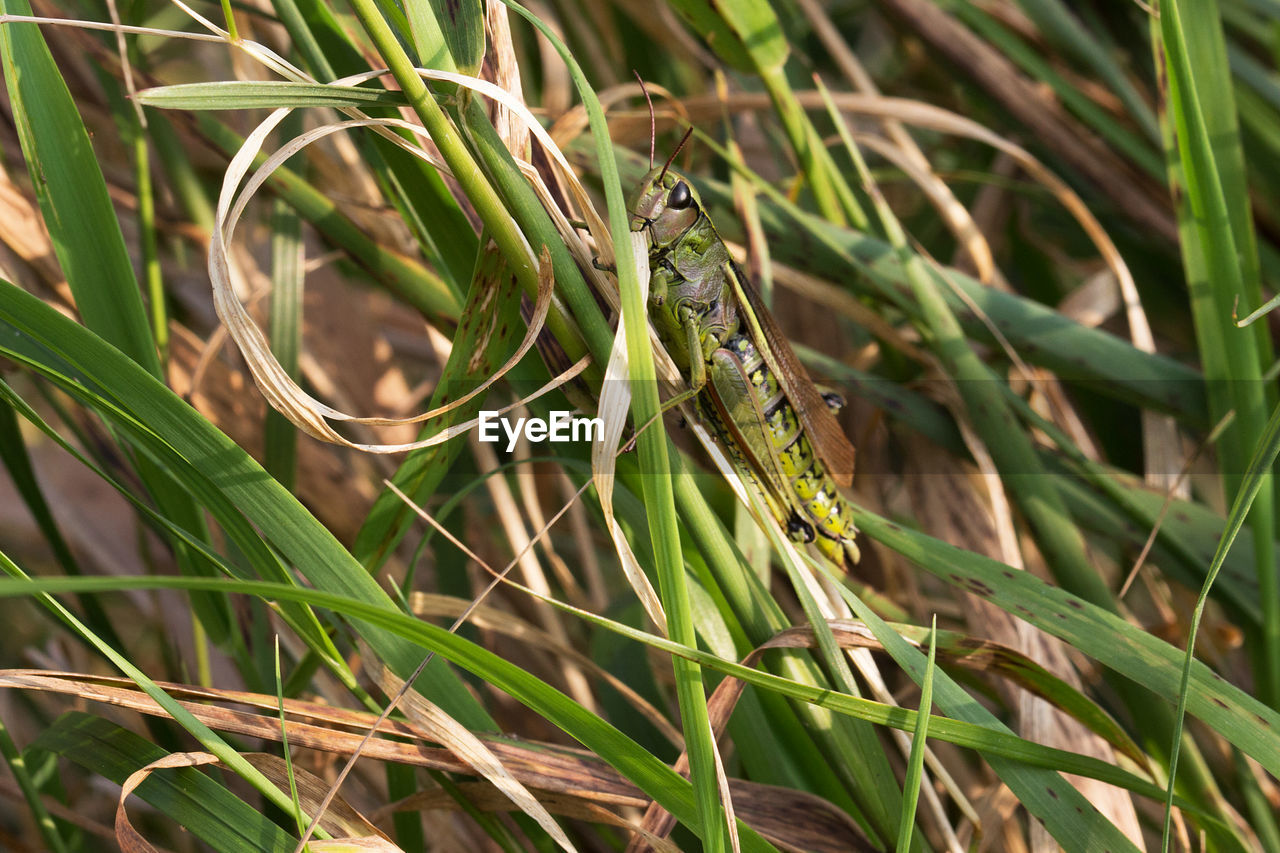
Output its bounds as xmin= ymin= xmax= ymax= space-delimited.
xmin=116 ymin=752 xmax=222 ymax=853
xmin=375 ymin=783 xmax=680 ymax=853
xmin=374 ymin=665 xmax=577 ymax=852
xmin=591 ymin=231 xmax=665 ymax=629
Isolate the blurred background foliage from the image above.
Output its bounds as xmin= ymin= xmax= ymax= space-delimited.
xmin=0 ymin=0 xmax=1279 ymax=850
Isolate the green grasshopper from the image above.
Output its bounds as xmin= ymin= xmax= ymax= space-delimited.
xmin=627 ymin=135 xmax=861 ymax=570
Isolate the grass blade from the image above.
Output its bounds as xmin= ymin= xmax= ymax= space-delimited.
xmin=894 ymin=618 xmax=934 ymax=853
xmin=1156 ymin=0 xmax=1278 ymax=707
xmin=1161 ymin=396 xmax=1280 ymax=849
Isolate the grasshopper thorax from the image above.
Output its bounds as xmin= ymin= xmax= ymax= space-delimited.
xmin=628 ymin=166 xmax=703 ymax=250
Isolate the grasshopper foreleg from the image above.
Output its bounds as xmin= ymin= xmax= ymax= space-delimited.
xmin=682 ymin=305 xmax=707 ymax=392
xmin=654 ymin=305 xmax=710 ymax=415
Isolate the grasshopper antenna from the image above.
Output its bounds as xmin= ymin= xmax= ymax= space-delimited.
xmin=633 ymin=70 xmax=655 ymax=169
xmin=659 ymin=126 xmax=694 ymax=182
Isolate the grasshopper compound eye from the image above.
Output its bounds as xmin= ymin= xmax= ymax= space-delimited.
xmin=668 ymin=180 xmax=693 ymax=210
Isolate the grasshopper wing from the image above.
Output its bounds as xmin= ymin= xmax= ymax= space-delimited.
xmin=726 ymin=262 xmax=857 ymax=488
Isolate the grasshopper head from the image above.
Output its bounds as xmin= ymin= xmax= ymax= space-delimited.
xmin=628 ymin=167 xmax=702 ymax=249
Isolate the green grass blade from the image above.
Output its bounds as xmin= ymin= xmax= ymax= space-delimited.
xmin=0 ymin=4 xmax=160 ymax=377
xmin=0 ymin=550 xmax=327 ymax=837
xmin=853 ymin=509 xmax=1280 ymax=779
xmin=1234 ymin=747 xmax=1280 ymax=851
xmin=1156 ymin=0 xmax=1279 ymax=706
xmin=33 ymin=712 xmax=298 ymax=852
xmin=345 ymin=0 xmax=545 ymax=335
xmin=408 ymin=0 xmax=483 ymax=75
xmin=870 ymin=621 xmax=1144 ymax=764
xmin=137 ymin=80 xmax=408 ymax=110
xmin=661 ymin=0 xmax=773 ymax=72
xmin=894 ymin=619 xmax=934 ymax=853
xmin=0 ymin=277 xmax=492 ymax=729
xmin=273 ymin=640 xmax=307 ymax=839
xmin=1162 ymin=396 xmax=1280 ymax=849
xmin=147 ymin=108 xmax=216 ymax=233
xmin=0 ymin=717 xmax=70 ymax=853
xmin=0 ymin=397 xmax=125 ymax=652
xmin=265 ymin=193 xmax=303 ymax=491
xmin=0 ymin=7 xmax=241 ymax=647
xmin=128 ymin=112 xmax=168 ymax=367
xmin=830 ymin=578 xmax=1145 ymax=851
xmin=0 ymin=376 xmax=350 ymax=683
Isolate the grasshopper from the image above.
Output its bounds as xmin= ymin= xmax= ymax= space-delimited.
xmin=627 ymin=135 xmax=861 ymax=569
